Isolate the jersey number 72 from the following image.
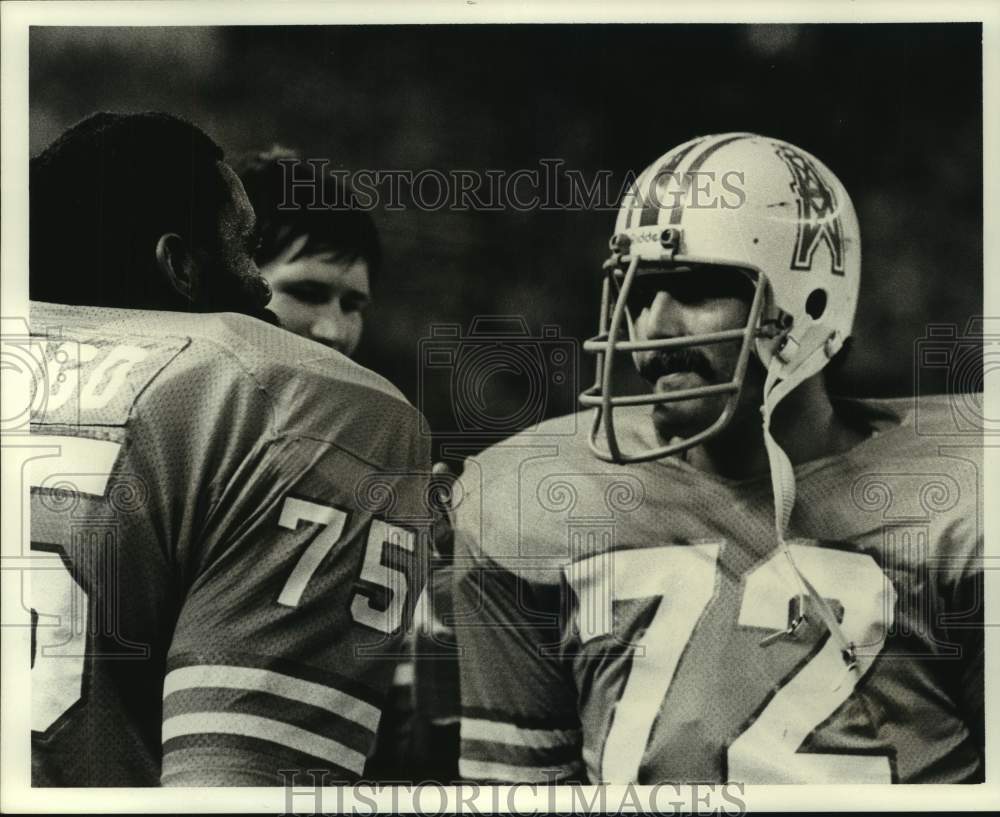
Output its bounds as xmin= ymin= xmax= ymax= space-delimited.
xmin=566 ymin=542 xmax=896 ymax=783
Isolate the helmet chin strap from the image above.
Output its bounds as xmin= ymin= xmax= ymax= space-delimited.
xmin=760 ymin=331 xmax=859 ymax=689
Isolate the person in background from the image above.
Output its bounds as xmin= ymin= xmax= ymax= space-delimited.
xmin=237 ymin=147 xmax=378 ymax=358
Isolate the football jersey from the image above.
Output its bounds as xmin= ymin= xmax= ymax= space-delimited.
xmin=453 ymin=398 xmax=983 ymax=784
xmin=21 ymin=301 xmax=432 ymax=786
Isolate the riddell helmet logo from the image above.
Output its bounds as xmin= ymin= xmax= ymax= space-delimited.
xmin=627 ymin=230 xmax=662 ymax=244
xmin=775 ymin=145 xmax=846 ymax=276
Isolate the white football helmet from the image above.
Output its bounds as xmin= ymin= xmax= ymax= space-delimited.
xmin=580 ymin=132 xmax=861 ymax=463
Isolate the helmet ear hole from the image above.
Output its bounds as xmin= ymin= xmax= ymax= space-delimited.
xmin=806 ymin=289 xmax=827 ymax=319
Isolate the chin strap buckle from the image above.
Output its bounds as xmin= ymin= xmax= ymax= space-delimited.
xmin=760 ymin=596 xmax=808 ymax=647
xmin=831 ymin=642 xmax=861 ymax=692
xmin=841 ymin=642 xmax=858 ymax=673
xmin=825 ymin=329 xmax=844 ymax=359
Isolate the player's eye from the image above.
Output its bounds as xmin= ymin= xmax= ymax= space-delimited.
xmin=341 ymin=292 xmax=369 ymax=314
xmin=661 ymin=271 xmax=708 ymax=305
xmin=623 ymin=274 xmax=666 ymax=315
xmin=694 ymin=267 xmax=756 ymax=302
xmin=279 ymin=281 xmax=332 ymax=305
xmin=623 ymin=267 xmax=754 ymax=311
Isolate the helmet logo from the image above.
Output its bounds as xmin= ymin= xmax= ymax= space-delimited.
xmin=775 ymin=145 xmax=845 ymax=276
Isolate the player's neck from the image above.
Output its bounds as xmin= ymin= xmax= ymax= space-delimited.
xmin=685 ymin=377 xmax=869 ymax=481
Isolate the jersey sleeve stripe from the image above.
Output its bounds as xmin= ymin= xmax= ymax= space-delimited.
xmin=162 ymin=687 xmax=374 ymax=756
xmin=166 ymin=651 xmax=383 ymax=708
xmin=461 ymin=716 xmax=580 ymax=749
xmin=460 ymin=705 xmax=581 ymax=732
xmin=458 ymin=757 xmax=583 ymax=783
xmin=161 ymin=746 xmax=307 ymax=786
xmin=163 ymin=664 xmax=381 ymax=732
xmin=161 ymin=734 xmax=363 ymax=784
xmin=162 ymin=712 xmax=368 ymax=775
xmin=460 ymin=736 xmax=582 ymax=770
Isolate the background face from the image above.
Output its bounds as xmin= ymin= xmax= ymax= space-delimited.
xmin=261 ymin=247 xmax=370 ymax=357
xmin=29 ymin=24 xmax=982 ymax=452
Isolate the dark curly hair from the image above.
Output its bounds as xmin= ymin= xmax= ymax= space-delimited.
xmin=30 ymin=111 xmax=229 ymax=308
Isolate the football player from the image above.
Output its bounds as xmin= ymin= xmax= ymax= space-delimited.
xmin=236 ymin=145 xmax=424 ymax=779
xmin=23 ymin=112 xmax=431 ymax=785
xmin=452 ymin=134 xmax=984 ymax=783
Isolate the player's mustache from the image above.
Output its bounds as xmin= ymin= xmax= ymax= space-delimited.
xmin=638 ymin=346 xmax=715 ymax=383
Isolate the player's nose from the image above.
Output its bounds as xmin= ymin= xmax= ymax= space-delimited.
xmin=643 ymin=290 xmax=684 ymax=337
xmin=310 ymin=308 xmax=349 ymax=353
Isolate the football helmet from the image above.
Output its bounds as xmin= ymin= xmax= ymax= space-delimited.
xmin=580 ymin=133 xmax=861 ymax=463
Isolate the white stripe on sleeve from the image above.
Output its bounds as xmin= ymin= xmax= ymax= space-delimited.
xmin=163 ymin=712 xmax=367 ymax=774
xmin=163 ymin=664 xmax=381 ymax=732
xmin=459 ymin=757 xmax=582 ymax=783
xmin=461 ymin=716 xmax=579 ymax=749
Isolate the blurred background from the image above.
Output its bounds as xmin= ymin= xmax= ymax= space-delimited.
xmin=30 ymin=24 xmax=983 ymax=452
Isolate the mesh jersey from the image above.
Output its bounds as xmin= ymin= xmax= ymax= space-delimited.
xmin=453 ymin=398 xmax=983 ymax=784
xmin=24 ymin=301 xmax=431 ymax=786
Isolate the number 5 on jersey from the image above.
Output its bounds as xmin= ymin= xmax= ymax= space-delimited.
xmin=276 ymin=496 xmax=414 ymax=635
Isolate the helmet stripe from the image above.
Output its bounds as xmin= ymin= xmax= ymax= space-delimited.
xmin=666 ymin=133 xmax=751 ymax=226
xmin=635 ymin=138 xmax=707 ymax=228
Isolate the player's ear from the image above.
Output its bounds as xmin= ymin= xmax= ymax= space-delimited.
xmin=155 ymin=233 xmax=201 ymax=305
